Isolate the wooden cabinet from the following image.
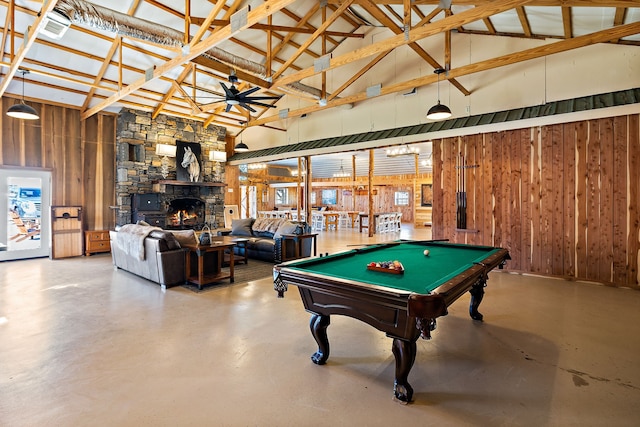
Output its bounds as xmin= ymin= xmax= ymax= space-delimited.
xmin=85 ymin=230 xmax=111 ymax=256
xmin=51 ymin=206 xmax=84 ymax=259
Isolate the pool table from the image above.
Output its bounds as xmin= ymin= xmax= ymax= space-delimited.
xmin=273 ymin=241 xmax=510 ymax=403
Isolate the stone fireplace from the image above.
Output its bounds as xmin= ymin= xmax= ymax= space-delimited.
xmin=114 ymin=108 xmax=228 ymax=228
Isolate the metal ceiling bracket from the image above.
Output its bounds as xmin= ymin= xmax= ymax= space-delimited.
xmin=231 ymin=6 xmax=250 ymax=33
xmin=366 ymin=84 xmax=382 ymax=98
xmin=314 ymin=54 xmax=332 ymax=73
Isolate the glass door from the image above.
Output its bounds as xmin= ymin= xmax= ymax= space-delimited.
xmin=0 ymin=168 xmax=51 ymax=261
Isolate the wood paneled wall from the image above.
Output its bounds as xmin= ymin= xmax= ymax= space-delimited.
xmin=1 ymin=98 xmax=116 ymax=230
xmin=432 ymin=114 xmax=640 ymax=288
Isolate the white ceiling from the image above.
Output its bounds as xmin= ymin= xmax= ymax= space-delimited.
xmin=1 ymin=1 xmax=638 ymax=178
xmin=1 ymin=1 xmax=638 ymax=134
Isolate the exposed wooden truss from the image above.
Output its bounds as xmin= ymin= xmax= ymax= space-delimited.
xmin=0 ymin=0 xmax=637 ymax=134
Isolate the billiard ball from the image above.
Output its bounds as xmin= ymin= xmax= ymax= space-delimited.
xmin=423 ymin=249 xmax=430 ymax=256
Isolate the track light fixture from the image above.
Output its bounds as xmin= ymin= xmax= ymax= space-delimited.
xmin=426 ymin=68 xmax=451 ymax=121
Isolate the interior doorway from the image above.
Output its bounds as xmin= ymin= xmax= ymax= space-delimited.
xmin=0 ymin=168 xmax=51 ymax=261
xmin=239 ymin=185 xmax=257 ymax=219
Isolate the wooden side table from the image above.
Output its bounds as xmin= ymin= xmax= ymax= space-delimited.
xmin=184 ymin=242 xmax=236 ymax=290
xmin=85 ymin=230 xmax=111 ymax=256
xmin=279 ymin=233 xmax=318 ymax=262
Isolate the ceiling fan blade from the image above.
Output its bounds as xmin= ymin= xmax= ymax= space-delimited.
xmin=219 ymin=82 xmax=236 ymax=98
xmin=239 ymin=102 xmax=257 ymax=113
xmin=243 ymin=100 xmax=278 ymax=109
xmin=237 ymin=86 xmax=261 ymax=97
xmin=225 ymin=103 xmax=233 ymax=112
xmin=240 ymin=95 xmax=281 ymax=101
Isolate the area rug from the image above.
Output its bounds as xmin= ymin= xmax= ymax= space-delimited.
xmin=180 ymin=259 xmax=275 ymax=293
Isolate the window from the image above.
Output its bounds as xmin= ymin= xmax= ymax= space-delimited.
xmin=275 ymin=188 xmax=288 ymax=205
xmin=310 ymin=192 xmax=316 ymax=205
xmin=395 ymin=191 xmax=410 ymax=206
xmin=321 ymin=189 xmax=337 ymax=205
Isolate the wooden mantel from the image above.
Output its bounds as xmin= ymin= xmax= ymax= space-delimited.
xmin=152 ymin=180 xmax=227 ymax=192
xmin=153 ymin=180 xmax=226 ymax=187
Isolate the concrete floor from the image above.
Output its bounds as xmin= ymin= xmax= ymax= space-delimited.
xmin=1 ymin=227 xmax=639 ymax=426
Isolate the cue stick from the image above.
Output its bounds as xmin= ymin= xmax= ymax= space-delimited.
xmin=346 ymin=239 xmax=449 ymax=247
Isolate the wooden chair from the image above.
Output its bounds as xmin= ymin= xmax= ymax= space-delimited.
xmin=10 ymin=211 xmax=41 ymax=242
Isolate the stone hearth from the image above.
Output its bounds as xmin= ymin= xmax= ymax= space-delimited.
xmin=114 ymin=108 xmax=227 ymax=228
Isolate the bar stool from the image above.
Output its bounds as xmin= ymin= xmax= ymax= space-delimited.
xmin=325 ymin=213 xmax=338 ymax=231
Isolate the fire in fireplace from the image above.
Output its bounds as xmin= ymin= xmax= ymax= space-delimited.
xmin=166 ymin=198 xmax=205 ymax=229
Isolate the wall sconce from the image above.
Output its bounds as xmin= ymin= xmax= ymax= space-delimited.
xmin=209 ymin=151 xmax=227 ymax=162
xmin=155 ymin=143 xmax=176 ymax=179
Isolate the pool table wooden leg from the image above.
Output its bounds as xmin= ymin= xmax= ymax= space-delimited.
xmin=309 ymin=314 xmax=330 ymax=365
xmin=391 ymin=338 xmax=417 ymax=403
xmin=469 ymin=278 xmax=486 ymax=321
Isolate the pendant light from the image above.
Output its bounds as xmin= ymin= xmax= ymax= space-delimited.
xmin=234 ymin=134 xmax=249 ymax=152
xmin=426 ymin=68 xmax=451 ymax=121
xmin=7 ymin=70 xmax=39 ymax=120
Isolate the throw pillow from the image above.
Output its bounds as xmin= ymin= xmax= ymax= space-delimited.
xmin=149 ymin=230 xmax=181 ymax=250
xmin=274 ymin=220 xmax=300 ymax=238
xmin=169 ymin=229 xmax=197 ymax=246
xmin=231 ymin=218 xmax=254 ymax=236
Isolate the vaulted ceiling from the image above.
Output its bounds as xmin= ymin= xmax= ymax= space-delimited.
xmin=1 ymin=0 xmax=639 ymax=138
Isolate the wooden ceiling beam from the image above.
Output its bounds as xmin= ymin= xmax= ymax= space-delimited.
xmin=279 ymin=7 xmax=343 ymax=48
xmin=252 ymin=20 xmax=640 ymax=127
xmin=271 ymin=0 xmax=532 ymax=89
xmin=611 ymin=7 xmax=627 ymax=43
xmin=189 ymin=0 xmax=226 ymax=47
xmin=327 ymin=51 xmax=391 ymax=102
xmin=359 ymin=1 xmax=470 ymax=96
xmin=270 ymin=4 xmax=320 ymax=60
xmin=81 ymin=0 xmax=297 ymax=120
xmin=328 ymin=0 xmax=640 ymax=6
xmin=152 ymin=64 xmax=193 ymax=119
xmin=562 ymin=6 xmax=573 ymax=39
xmin=516 ymin=6 xmax=533 ymax=37
xmin=0 ymin=0 xmax=59 ymax=97
xmin=272 ymin=1 xmax=354 ymax=81
xmin=81 ymin=0 xmax=142 ymax=113
xmin=190 ymin=17 xmax=364 ymax=38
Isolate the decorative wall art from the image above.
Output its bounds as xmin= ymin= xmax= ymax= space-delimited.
xmin=421 ymin=184 xmax=433 ymax=207
xmin=177 ymin=141 xmax=201 ymax=182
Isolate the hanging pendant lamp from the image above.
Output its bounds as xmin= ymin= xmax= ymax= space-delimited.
xmin=426 ymin=68 xmax=451 ymax=121
xmin=234 ymin=134 xmax=249 ymax=152
xmin=7 ymin=70 xmax=39 ymax=120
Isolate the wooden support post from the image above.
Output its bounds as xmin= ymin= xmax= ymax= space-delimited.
xmin=368 ymin=149 xmax=374 ymax=238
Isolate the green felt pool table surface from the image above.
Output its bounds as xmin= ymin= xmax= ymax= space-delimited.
xmin=284 ymin=241 xmax=504 ymax=294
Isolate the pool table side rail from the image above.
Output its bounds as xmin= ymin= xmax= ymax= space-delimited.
xmin=427 ymin=248 xmax=511 ymax=305
xmin=277 ymin=267 xmax=425 ymax=340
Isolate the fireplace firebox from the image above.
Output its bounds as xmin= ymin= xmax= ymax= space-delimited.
xmin=165 ymin=198 xmax=205 ymax=229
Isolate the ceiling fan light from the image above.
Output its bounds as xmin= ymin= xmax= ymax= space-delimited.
xmin=7 ymin=102 xmax=39 ymax=120
xmin=426 ymin=102 xmax=451 ymax=120
xmin=235 ymin=141 xmax=249 ymax=152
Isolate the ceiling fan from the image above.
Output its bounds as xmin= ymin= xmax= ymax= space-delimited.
xmin=209 ymin=74 xmax=281 ymax=113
